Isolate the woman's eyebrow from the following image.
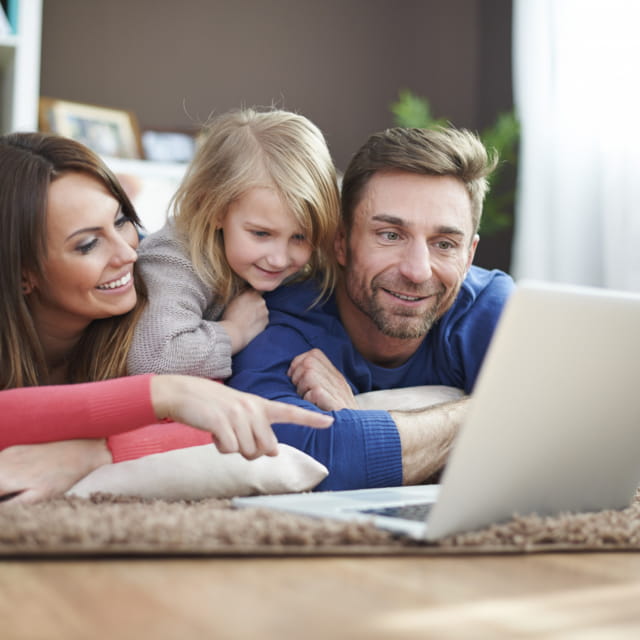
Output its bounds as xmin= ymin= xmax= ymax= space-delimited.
xmin=64 ymin=205 xmax=123 ymax=242
xmin=65 ymin=226 xmax=102 ymax=242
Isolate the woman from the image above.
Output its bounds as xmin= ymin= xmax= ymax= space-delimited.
xmin=0 ymin=132 xmax=332 ymax=503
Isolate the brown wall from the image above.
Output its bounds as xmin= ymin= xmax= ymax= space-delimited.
xmin=40 ymin=0 xmax=513 ymax=269
xmin=40 ymin=0 xmax=512 ymax=172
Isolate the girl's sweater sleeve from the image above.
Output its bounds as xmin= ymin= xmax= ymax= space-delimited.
xmin=0 ymin=374 xmax=212 ymax=462
xmin=127 ymin=224 xmax=233 ymax=379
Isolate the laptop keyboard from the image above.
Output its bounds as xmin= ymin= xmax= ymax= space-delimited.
xmin=359 ymin=502 xmax=433 ymax=521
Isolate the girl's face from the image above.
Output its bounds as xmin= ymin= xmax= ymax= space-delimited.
xmin=26 ymin=172 xmax=139 ymax=334
xmin=221 ymin=187 xmax=312 ymax=291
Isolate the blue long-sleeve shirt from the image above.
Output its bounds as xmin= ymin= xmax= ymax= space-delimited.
xmin=229 ymin=266 xmax=515 ymax=490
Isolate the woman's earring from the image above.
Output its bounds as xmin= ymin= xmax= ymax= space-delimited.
xmin=21 ymin=281 xmax=33 ymax=295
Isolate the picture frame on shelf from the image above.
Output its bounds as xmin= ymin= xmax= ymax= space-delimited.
xmin=141 ymin=129 xmax=197 ymax=164
xmin=39 ymin=97 xmax=143 ymax=159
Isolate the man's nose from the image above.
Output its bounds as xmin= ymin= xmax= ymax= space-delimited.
xmin=398 ymin=241 xmax=432 ymax=283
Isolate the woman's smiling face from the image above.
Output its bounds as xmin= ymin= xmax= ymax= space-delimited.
xmin=26 ymin=171 xmax=139 ymax=334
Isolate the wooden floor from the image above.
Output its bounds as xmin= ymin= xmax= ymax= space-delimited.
xmin=2 ymin=552 xmax=640 ymax=639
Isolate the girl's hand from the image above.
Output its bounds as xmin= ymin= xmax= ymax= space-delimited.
xmin=151 ymin=375 xmax=334 ymax=460
xmin=219 ymin=289 xmax=269 ymax=354
xmin=0 ymin=439 xmax=112 ymax=504
xmin=288 ymin=348 xmax=359 ymax=410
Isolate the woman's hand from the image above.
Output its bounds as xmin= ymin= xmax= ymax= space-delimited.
xmin=0 ymin=439 xmax=112 ymax=504
xmin=288 ymin=348 xmax=359 ymax=410
xmin=218 ymin=289 xmax=269 ymax=354
xmin=150 ymin=375 xmax=333 ymax=460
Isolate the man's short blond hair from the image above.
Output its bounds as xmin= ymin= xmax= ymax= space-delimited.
xmin=341 ymin=126 xmax=498 ymax=236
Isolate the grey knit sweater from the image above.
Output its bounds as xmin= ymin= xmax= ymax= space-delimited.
xmin=127 ymin=220 xmax=232 ymax=379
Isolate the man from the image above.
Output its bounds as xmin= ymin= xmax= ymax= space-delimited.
xmin=228 ymin=126 xmax=515 ymax=490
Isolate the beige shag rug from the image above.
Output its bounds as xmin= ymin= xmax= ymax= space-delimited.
xmin=2 ymin=491 xmax=640 ymax=557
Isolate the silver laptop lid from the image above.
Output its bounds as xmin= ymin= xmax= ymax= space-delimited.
xmin=425 ymin=280 xmax=640 ymax=539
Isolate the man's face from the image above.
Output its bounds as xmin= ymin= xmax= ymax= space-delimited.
xmin=335 ymin=170 xmax=478 ymax=346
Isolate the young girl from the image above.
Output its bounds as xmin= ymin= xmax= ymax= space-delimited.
xmin=127 ymin=107 xmax=340 ymax=379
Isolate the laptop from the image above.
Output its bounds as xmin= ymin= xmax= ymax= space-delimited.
xmin=233 ymin=280 xmax=640 ymax=540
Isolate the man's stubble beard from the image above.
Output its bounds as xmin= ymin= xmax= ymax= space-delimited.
xmin=343 ymin=268 xmax=447 ymax=340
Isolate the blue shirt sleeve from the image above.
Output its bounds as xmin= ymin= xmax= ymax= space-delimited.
xmin=229 ymin=324 xmax=404 ymax=490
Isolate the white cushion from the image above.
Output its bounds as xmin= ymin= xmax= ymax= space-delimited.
xmin=355 ymin=385 xmax=465 ymax=411
xmin=67 ymin=443 xmax=328 ymax=500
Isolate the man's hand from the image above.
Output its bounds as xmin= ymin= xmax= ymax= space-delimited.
xmin=0 ymin=439 xmax=112 ymax=503
xmin=150 ymin=375 xmax=334 ymax=460
xmin=288 ymin=348 xmax=359 ymax=410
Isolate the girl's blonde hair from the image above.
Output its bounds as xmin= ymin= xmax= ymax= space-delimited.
xmin=0 ymin=132 xmax=148 ymax=388
xmin=172 ymin=108 xmax=340 ymax=306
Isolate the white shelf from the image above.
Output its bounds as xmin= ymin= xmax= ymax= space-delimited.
xmin=101 ymin=156 xmax=187 ymax=234
xmin=0 ymin=0 xmax=42 ymax=134
xmin=0 ymin=34 xmax=19 ymax=49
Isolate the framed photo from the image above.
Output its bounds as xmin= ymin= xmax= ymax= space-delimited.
xmin=39 ymin=97 xmax=143 ymax=159
xmin=141 ymin=129 xmax=197 ymax=163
